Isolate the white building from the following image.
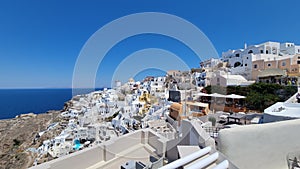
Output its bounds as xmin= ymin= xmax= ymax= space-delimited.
xmin=148 ymin=120 xmax=176 ymax=140
xmin=210 ymin=71 xmax=255 ymax=87
xmin=74 ymin=127 xmax=88 ymax=140
xmin=201 ymin=58 xmax=223 ymax=68
xmin=193 ymin=70 xmax=206 ymax=87
xmin=280 ymin=42 xmax=300 ymax=55
xmin=222 ymin=41 xmax=300 ymax=80
xmin=150 ymin=76 xmax=165 ymax=96
xmin=263 ymin=102 xmax=300 ymax=123
xmin=48 ymin=142 xmax=72 ymax=158
xmin=87 ymin=125 xmax=99 ymax=140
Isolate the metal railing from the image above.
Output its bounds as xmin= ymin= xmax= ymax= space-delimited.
xmin=203 ymin=126 xmax=224 ymax=138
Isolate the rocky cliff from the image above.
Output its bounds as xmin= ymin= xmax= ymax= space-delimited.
xmin=0 ymin=111 xmax=62 ymax=169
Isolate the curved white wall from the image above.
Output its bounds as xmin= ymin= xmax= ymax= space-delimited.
xmin=218 ymin=119 xmax=300 ymax=169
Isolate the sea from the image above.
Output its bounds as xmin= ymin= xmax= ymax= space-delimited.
xmin=0 ymin=88 xmax=103 ymax=120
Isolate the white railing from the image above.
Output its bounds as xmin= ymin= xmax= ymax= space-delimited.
xmin=159 ymin=146 xmax=229 ymax=169
xmin=185 ymin=152 xmax=219 ymax=169
xmin=159 ymin=147 xmax=211 ymax=169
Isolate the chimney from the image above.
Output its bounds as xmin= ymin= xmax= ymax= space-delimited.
xmin=244 ymin=43 xmax=247 ymax=49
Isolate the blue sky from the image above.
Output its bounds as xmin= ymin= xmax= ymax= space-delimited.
xmin=1 ymin=0 xmax=300 ymax=88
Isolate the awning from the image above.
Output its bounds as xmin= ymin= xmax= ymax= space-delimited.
xmin=210 ymin=93 xmax=227 ymax=98
xmin=197 ymin=93 xmax=246 ymax=99
xmin=186 ymin=101 xmax=209 ymax=108
xmin=287 ymin=73 xmax=300 ymax=77
xmin=194 ymin=92 xmax=211 ymax=97
xmin=226 ymin=94 xmax=246 ymax=99
xmin=257 ymin=68 xmax=286 ymax=78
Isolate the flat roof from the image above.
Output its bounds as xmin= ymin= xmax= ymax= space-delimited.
xmin=88 ymin=143 xmax=156 ymax=169
xmin=264 ymin=102 xmax=300 ymax=118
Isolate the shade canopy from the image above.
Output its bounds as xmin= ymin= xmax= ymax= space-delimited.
xmin=226 ymin=94 xmax=246 ymax=99
xmin=194 ymin=92 xmax=211 ymax=97
xmin=210 ymin=93 xmax=227 ymax=98
xmin=195 ymin=92 xmax=246 ymax=99
xmin=186 ymin=101 xmax=209 ymax=108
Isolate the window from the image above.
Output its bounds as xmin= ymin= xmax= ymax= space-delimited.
xmin=254 ymin=64 xmax=258 ymax=69
xmin=272 ymin=47 xmax=277 ymax=54
xmin=267 ymin=63 xmax=272 ymax=67
xmin=234 ymin=62 xmax=242 ymax=67
xmin=298 ymin=61 xmax=300 ymax=64
xmin=245 ymin=64 xmax=248 ymax=66
xmin=246 ymin=57 xmax=249 ymax=59
xmin=248 ymin=50 xmax=253 ymax=54
xmin=260 ymin=50 xmax=264 ymax=54
xmin=235 ymin=53 xmax=240 ymax=57
xmin=282 ymin=61 xmax=286 ymax=66
xmin=266 ymin=50 xmax=269 ymax=54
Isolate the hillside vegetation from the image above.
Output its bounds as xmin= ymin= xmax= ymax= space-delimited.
xmin=204 ymin=83 xmax=297 ymax=112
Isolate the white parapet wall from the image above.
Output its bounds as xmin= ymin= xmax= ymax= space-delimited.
xmin=30 ymin=129 xmax=167 ymax=169
xmin=218 ymin=119 xmax=300 ymax=169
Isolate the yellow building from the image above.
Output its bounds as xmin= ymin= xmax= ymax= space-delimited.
xmin=137 ymin=91 xmax=151 ymax=115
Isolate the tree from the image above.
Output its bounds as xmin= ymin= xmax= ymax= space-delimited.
xmin=204 ymin=85 xmax=226 ymax=95
xmin=204 ymin=83 xmax=297 ymax=112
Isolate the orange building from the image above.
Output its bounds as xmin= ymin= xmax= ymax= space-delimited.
xmin=169 ymin=102 xmax=209 ymax=122
xmin=252 ymin=54 xmax=300 ymax=81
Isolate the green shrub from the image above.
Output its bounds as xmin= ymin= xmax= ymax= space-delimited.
xmin=208 ymin=116 xmax=216 ymax=126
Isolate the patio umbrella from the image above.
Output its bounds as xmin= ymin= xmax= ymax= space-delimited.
xmin=210 ymin=93 xmax=227 ymax=98
xmin=226 ymin=94 xmax=246 ymax=99
xmin=195 ymin=92 xmax=211 ymax=97
xmin=226 ymin=94 xmax=246 ymax=113
xmin=209 ymin=93 xmax=227 ymax=113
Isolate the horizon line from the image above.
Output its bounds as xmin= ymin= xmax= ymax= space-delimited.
xmin=0 ymin=87 xmax=110 ymax=89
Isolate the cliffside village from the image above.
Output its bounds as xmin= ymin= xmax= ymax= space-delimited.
xmin=28 ymin=41 xmax=300 ymax=169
